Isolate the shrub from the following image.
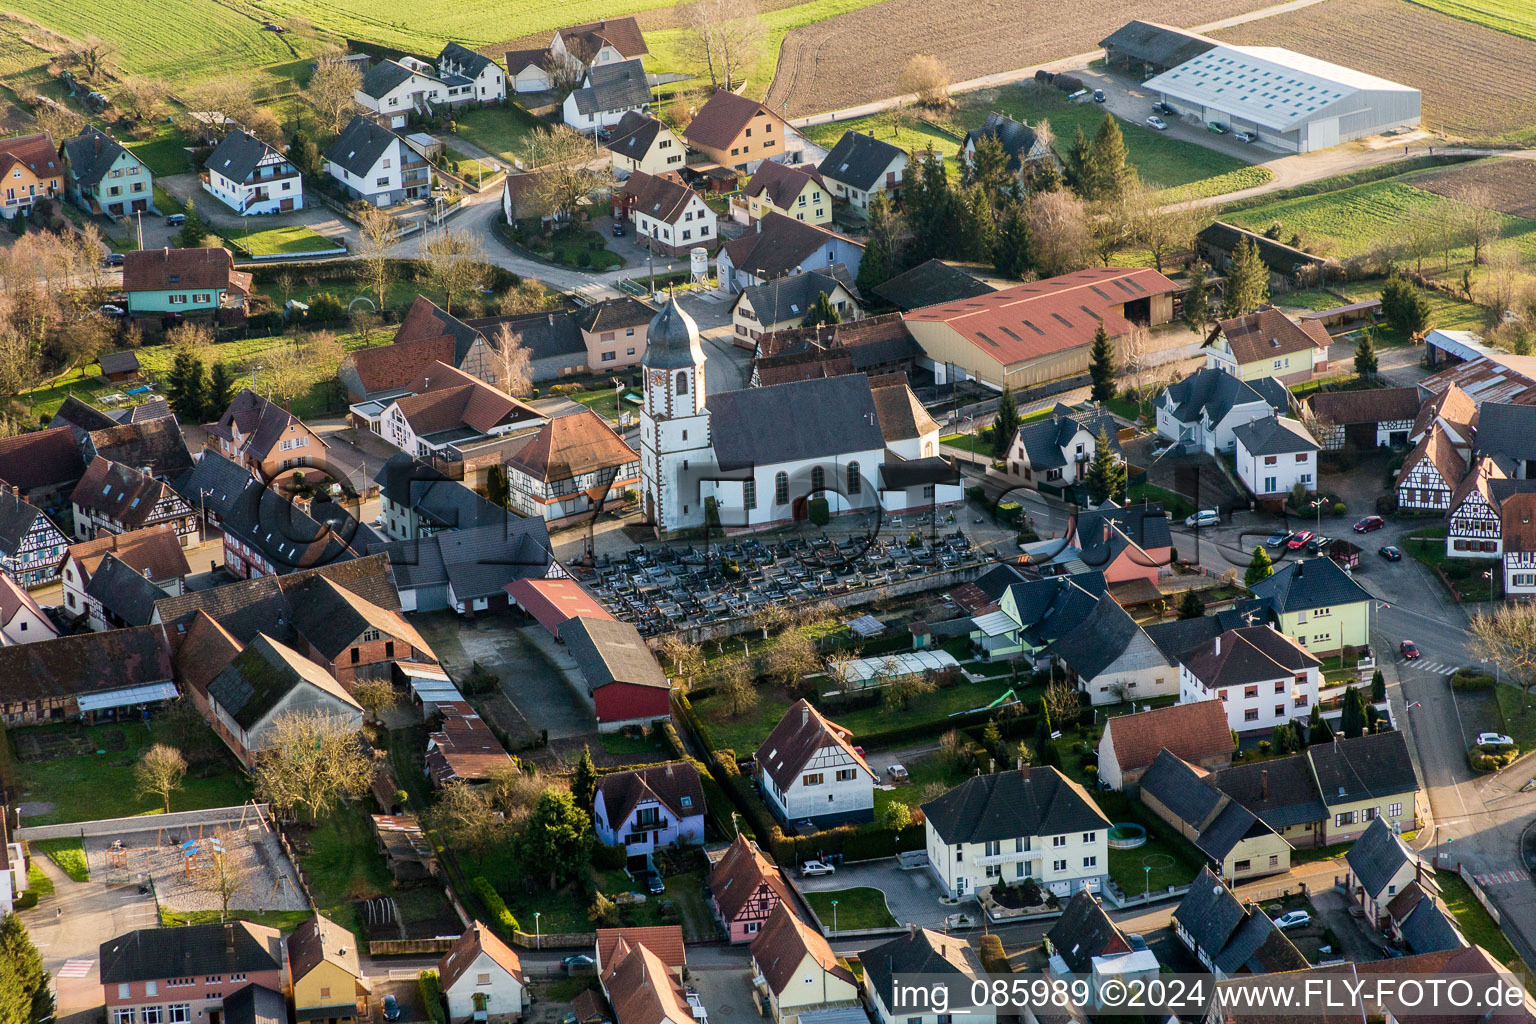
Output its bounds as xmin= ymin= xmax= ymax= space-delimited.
xmin=1332 ymin=503 xmax=1347 ymax=516
xmin=248 ymin=310 xmax=284 ymax=334
xmin=966 ymin=486 xmax=985 ymax=502
xmin=1471 ymin=748 xmax=1519 ymax=772
xmin=1451 ymin=671 xmax=1495 ymax=691
xmin=577 ymin=249 xmax=592 ymax=268
xmin=809 ymin=497 xmax=830 ymax=526
xmin=308 ymin=292 xmax=345 ymax=321
xmin=592 ymin=844 xmax=627 ymax=870
xmin=979 ymin=934 xmax=1010 ymax=973
xmin=419 ymin=971 xmax=447 ymax=1024
xmin=471 ymin=877 xmax=520 ymax=935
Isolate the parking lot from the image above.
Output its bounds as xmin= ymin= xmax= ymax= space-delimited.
xmin=795 ymin=858 xmax=951 ymax=929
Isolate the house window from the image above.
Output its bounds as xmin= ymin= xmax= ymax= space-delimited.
xmin=477 ymin=974 xmax=492 ymax=985
xmin=1294 ymin=695 xmax=1309 ymax=707
xmin=1234 ymin=860 xmax=1251 ymax=872
xmin=113 ymin=1012 xmax=134 ymax=1024
xmin=1269 ymin=855 xmax=1280 ymax=867
xmin=169 ymin=1008 xmax=189 ymax=1024
xmin=1275 ymin=681 xmax=1285 ymax=693
xmin=385 ymin=641 xmax=394 ymax=657
xmin=811 ymin=465 xmax=825 ymax=495
xmin=1389 ymin=802 xmax=1402 ymax=817
xmin=146 ymin=983 xmax=158 ymax=997
xmin=141 ymin=1011 xmax=161 ymax=1024
xmin=1244 ymin=685 xmax=1259 ymax=698
xmin=1335 ymin=811 xmax=1357 ymax=826
xmin=676 ymin=371 xmax=689 ymax=395
xmin=1244 ymin=709 xmax=1259 ymax=722
xmin=118 ymin=986 xmax=132 ymax=999
xmin=1052 ymin=859 xmax=1066 ymax=872
xmin=320 ymin=989 xmax=331 ymax=999
xmin=1296 ymin=453 xmax=1308 ymax=462
xmin=836 ymin=768 xmax=857 ymax=781
xmin=1275 ymin=704 xmax=1284 ymax=718
xmin=775 ymin=472 xmax=788 ymax=505
xmin=1264 ymin=456 xmax=1278 ymax=465
xmin=1081 ymin=832 xmax=1096 ymax=843
xmin=351 ymin=648 xmax=360 ymax=664
xmin=802 ymin=772 xmax=823 ymax=786
xmin=744 ymin=479 xmax=756 ymax=510
xmin=1052 ymin=835 xmax=1066 ymax=847
xmin=847 ymin=461 xmax=861 ymax=495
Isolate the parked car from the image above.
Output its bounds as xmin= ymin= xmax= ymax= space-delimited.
xmin=801 ymin=860 xmax=836 ymax=877
xmin=1207 ymin=122 xmax=1230 ymax=134
xmin=1273 ymin=910 xmax=1311 ymax=930
xmin=645 ymin=872 xmax=665 ymax=894
xmin=1307 ymin=535 xmax=1329 ymax=554
xmin=98 ymin=304 xmax=126 ymax=316
xmin=165 ymin=213 xmax=186 ymax=226
xmin=1477 ymin=732 xmax=1515 ymax=748
xmin=1146 ymin=116 xmax=1168 ymax=131
xmin=612 ymin=220 xmax=626 ymax=236
xmin=1093 ymin=90 xmax=1106 ymax=102
xmin=1400 ymin=640 xmax=1420 ymax=660
xmin=1126 ymin=933 xmax=1148 ymax=951
xmin=1152 ymin=102 xmax=1175 ymax=115
xmin=104 ymin=253 xmax=125 ymax=267
xmin=383 ymin=997 xmax=400 ymax=1022
xmin=1234 ymin=130 xmax=1258 ymax=143
xmin=1266 ymin=531 xmax=1293 ymax=548
xmin=1286 ymin=530 xmax=1315 ymax=551
xmin=887 ymin=764 xmax=909 ymax=781
xmin=1379 ymin=545 xmax=1403 ymax=561
xmin=562 ymin=954 xmax=596 ymax=970
xmin=1354 ymin=515 xmax=1386 ymax=533
xmin=1185 ymin=509 xmax=1220 ymax=528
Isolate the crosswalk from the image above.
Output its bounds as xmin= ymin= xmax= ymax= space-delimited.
xmin=1412 ymin=660 xmax=1460 ymax=675
xmin=1475 ymin=869 xmax=1531 ymax=886
xmin=56 ymin=959 xmax=93 ymax=979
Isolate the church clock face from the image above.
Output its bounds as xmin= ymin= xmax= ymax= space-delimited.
xmin=647 ymin=369 xmax=669 ymax=387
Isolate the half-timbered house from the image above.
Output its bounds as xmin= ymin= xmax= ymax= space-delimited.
xmin=0 ymin=490 xmax=70 ymax=587
xmin=1395 ymin=426 xmax=1465 ymax=512
xmin=71 ymin=457 xmax=197 ymax=545
xmin=1408 ymin=382 xmax=1475 ymax=447
xmin=755 ymin=699 xmax=877 ymax=829
xmin=707 ymin=834 xmax=795 ymax=943
xmin=1449 ymin=457 xmax=1506 ymax=558
xmin=1503 ymin=494 xmax=1536 ymax=598
xmin=1305 ymin=387 xmax=1419 ymax=451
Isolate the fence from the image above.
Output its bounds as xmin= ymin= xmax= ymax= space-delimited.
xmin=1458 ymin=864 xmax=1502 ymax=925
xmin=16 ymin=803 xmax=272 ymax=841
xmin=510 ymin=929 xmax=595 ymax=949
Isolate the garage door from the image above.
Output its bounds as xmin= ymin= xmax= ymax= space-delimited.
xmin=1306 ymin=118 xmax=1339 ymax=152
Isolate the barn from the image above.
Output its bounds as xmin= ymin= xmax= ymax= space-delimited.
xmin=1100 ymin=21 xmax=1218 ymax=77
xmin=558 ymin=615 xmax=672 ymax=732
xmin=1142 ymin=44 xmax=1420 ymax=152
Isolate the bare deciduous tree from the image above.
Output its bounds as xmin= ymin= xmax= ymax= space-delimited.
xmin=1041 ymin=677 xmax=1080 ymax=728
xmin=489 ymin=324 xmax=533 ymax=397
xmin=898 ymin=55 xmax=951 ymax=110
xmin=766 ymin=630 xmax=819 ymax=690
xmin=824 ymin=647 xmax=862 ymax=694
xmin=681 ymin=0 xmax=766 ymax=92
xmin=115 ymin=77 xmax=170 ymax=123
xmin=134 ymin=743 xmax=187 ymax=814
xmin=658 ymin=635 xmax=705 ymax=684
xmin=427 ymin=781 xmax=507 ymax=862
xmin=70 ymin=36 xmax=114 ymax=79
xmin=253 ymin=710 xmax=375 ymax=820
xmin=351 ymin=678 xmax=397 ymax=723
xmin=420 ymin=228 xmax=487 ymax=315
xmin=1027 ymin=188 xmax=1091 ymax=277
xmin=714 ymin=658 xmax=758 ymax=717
xmin=197 ymin=828 xmax=252 ymax=921
xmin=354 ymin=207 xmax=399 ymax=311
xmin=1470 ymin=603 xmax=1536 ymax=694
xmin=307 ymin=55 xmax=363 ymax=136
xmin=496 ymin=279 xmax=554 ymax=315
xmin=524 ymin=125 xmax=611 ymax=223
xmin=543 ymin=40 xmax=592 ymax=97
xmin=1459 ymin=186 xmax=1502 ymax=267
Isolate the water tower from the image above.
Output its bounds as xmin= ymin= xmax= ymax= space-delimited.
xmin=689 ymin=246 xmax=710 ymax=286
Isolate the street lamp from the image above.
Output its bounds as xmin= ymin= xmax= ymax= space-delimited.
xmin=831 ymin=899 xmax=838 ymax=937
xmin=1310 ymin=496 xmax=1326 ymax=535
xmin=1143 ymin=864 xmax=1151 ymax=900
xmin=1484 ymin=568 xmax=1495 ymax=603
xmin=534 ymin=911 xmax=541 ymax=950
xmin=199 ymin=487 xmax=213 ymax=544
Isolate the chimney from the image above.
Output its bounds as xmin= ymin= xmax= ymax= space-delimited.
xmin=1260 ymin=769 xmax=1268 ymax=800
xmin=907 ymin=923 xmax=917 ymax=940
xmin=224 ymin=922 xmax=236 ymax=954
xmin=665 ymin=762 xmax=674 ymax=776
xmin=988 ymin=757 xmax=996 ymax=774
xmin=1214 ymin=634 xmax=1221 ymax=656
xmin=1016 ymin=756 xmax=1024 ymax=771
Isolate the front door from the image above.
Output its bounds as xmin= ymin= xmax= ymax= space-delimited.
xmin=955 ymin=877 xmax=968 ymax=895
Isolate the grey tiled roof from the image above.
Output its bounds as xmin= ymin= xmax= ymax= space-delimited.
xmin=1472 ymin=402 xmax=1536 ymax=462
xmin=375 ymin=453 xmax=508 ymax=532
xmin=558 ymin=615 xmax=668 ymax=690
xmin=1308 ymin=730 xmax=1418 ymax=806
xmin=736 ymin=265 xmax=856 ymax=327
xmin=862 ymin=929 xmax=980 ymax=1012
xmin=872 ymin=259 xmax=994 ymax=311
xmin=206 ymin=130 xmax=280 ymax=184
xmin=360 ymin=59 xmax=419 ymax=101
xmin=1249 ymin=556 xmax=1370 ymax=614
xmin=964 ymin=112 xmax=1041 ymax=169
xmin=101 ymin=922 xmax=282 ymax=983
xmin=1346 ymin=817 xmax=1417 ymax=900
xmin=84 ymin=553 xmax=164 ymax=626
xmin=61 ymin=127 xmax=137 ymax=189
xmin=1209 ymin=754 xmax=1328 ymax=830
xmin=708 ymin=374 xmax=886 ymax=468
xmin=373 ymin=517 xmax=553 ymax=601
xmin=326 ymin=115 xmax=399 ymax=177
xmin=1232 ymin=414 xmax=1318 ymax=456
xmin=1046 ymin=891 xmax=1129 ymax=974
xmin=1015 ymin=404 xmax=1118 ymax=470
xmin=1160 ymin=367 xmax=1284 ymax=427
xmin=570 ymin=58 xmax=649 ymax=115
xmin=1397 ymin=898 xmax=1464 ymax=954
xmin=817 ymin=130 xmax=904 ymax=192
xmin=920 ymin=766 xmax=1109 ymax=845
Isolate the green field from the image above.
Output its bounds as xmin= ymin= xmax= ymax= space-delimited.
xmin=453 ymin=106 xmax=547 ymax=166
xmin=805 ymin=887 xmax=898 ymax=930
xmin=32 ymin=838 xmax=90 ymax=882
xmin=948 ymin=86 xmax=1274 ymax=202
xmin=229 ymin=225 xmax=347 ymax=258
xmin=1405 ymin=0 xmax=1536 ymax=41
xmin=1226 ymin=178 xmax=1536 ymax=265
xmin=1331 ymin=279 xmax=1492 ymax=339
xmin=802 ymin=116 xmax=964 ymax=162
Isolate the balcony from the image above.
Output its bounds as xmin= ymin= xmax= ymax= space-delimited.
xmin=974 ymin=847 xmax=1039 ymax=867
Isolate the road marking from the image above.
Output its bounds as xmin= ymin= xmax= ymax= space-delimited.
xmin=1475 ymin=869 xmax=1531 ymax=886
xmin=56 ymin=959 xmax=93 ymax=978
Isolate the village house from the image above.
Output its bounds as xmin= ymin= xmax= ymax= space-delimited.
xmin=504 ymin=50 xmax=554 ymax=94
xmin=730 ymin=267 xmax=861 ymax=345
xmin=1248 ymin=555 xmax=1372 ymax=652
xmin=378 ymin=516 xmax=557 ymax=615
xmin=552 ymin=17 xmax=649 ymax=74
xmin=374 ymin=453 xmax=507 ymax=541
xmin=122 ymin=247 xmax=251 ymax=322
xmin=707 ymin=834 xmax=794 ymax=942
xmin=1445 ymin=456 xmax=1536 ymax=559
xmin=1096 ymin=699 xmax=1233 ymax=790
xmin=71 ymin=457 xmax=198 ymax=546
xmin=922 ymin=765 xmax=1111 ymax=899
xmin=466 ymin=297 xmax=658 ymax=382
xmin=742 ymin=161 xmax=831 ymax=226
xmin=0 ymin=426 xmax=86 ymax=512
xmin=598 ymin=932 xmax=694 ymax=1024
xmin=205 ymin=388 xmax=328 ymax=481
xmin=558 ymin=616 xmax=671 ymax=731
xmin=862 ymin=929 xmax=994 ymax=1024
xmin=756 ymin=698 xmax=877 ymax=829
xmin=616 ymin=170 xmax=716 ymax=257
xmin=608 ymin=112 xmax=686 ymax=177
xmin=0 ymin=132 xmax=61 ymax=218
xmin=1502 ymin=494 xmax=1536 ymax=598
xmin=562 ymin=59 xmax=651 ymax=131
xmin=1381 ymin=877 xmax=1465 ymax=956
xmin=81 ymin=417 xmax=195 ymax=483
xmin=1396 ymin=424 xmax=1466 ymax=512
xmin=1409 ymin=379 xmax=1476 ymax=446
xmin=1205 ymin=307 xmax=1332 ymax=384
xmin=436 ymin=43 xmax=506 ymax=103
xmin=904 ymin=267 xmax=1176 ymax=390
xmin=1197 ymin=222 xmax=1333 ymax=289
xmin=0 ymin=490 xmax=70 ymax=587
xmin=439 ymin=922 xmax=526 ymax=1023
xmin=288 ymin=913 xmax=369 ymax=1024
xmin=1046 ymin=893 xmax=1160 ymax=1007
xmin=593 ymin=761 xmax=705 ymax=854
xmin=355 ymin=58 xmax=450 ymax=130
xmin=1177 ymin=625 xmax=1321 ymax=735
xmin=1172 ymin=867 xmax=1308 ymax=978
xmin=1471 ymin=402 xmax=1536 ymax=478
xmin=341 ymin=296 xmax=499 ymax=404
xmin=100 ymin=922 xmax=284 ymax=1024
xmin=426 ymin=702 xmax=514 ymax=785
xmin=596 ymin=926 xmax=685 ymax=983
xmin=203 ymin=129 xmax=303 ymax=215
xmin=1156 ymin=367 xmax=1290 ymax=455
xmin=963 ymin=112 xmax=1056 ymax=178
xmin=78 ymin=552 xmax=187 ymax=631
xmin=685 ymin=91 xmax=788 ymax=173
xmin=60 ymin=126 xmax=154 ymax=218
xmin=369 ymin=363 xmax=545 ymax=458
xmin=749 ymin=903 xmax=859 ymax=1024
xmin=0 ymin=574 xmax=56 ymax=643
xmin=716 ymin=212 xmax=864 ymax=293
xmin=1139 ymin=749 xmax=1291 ymax=881
xmin=1233 ymin=414 xmax=1320 ymax=499
xmin=504 ymin=409 xmax=641 ymax=524
xmin=1003 ymin=403 xmax=1121 ymax=492
xmin=0 ymin=624 xmax=176 ymax=725
xmin=817 ymin=131 xmax=907 ymax=209
xmin=1346 ymin=816 xmax=1432 ymax=928
xmin=748 ymin=311 xmax=923 ymax=377
xmin=1305 ymin=387 xmax=1419 ymax=450
xmin=324 ymin=115 xmax=432 ymax=207
xmin=52 ymin=395 xmax=173 ymax=434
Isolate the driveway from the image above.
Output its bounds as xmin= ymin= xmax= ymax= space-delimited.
xmin=157 ymin=174 xmax=359 ymax=246
xmin=423 ymin=616 xmax=595 ymax=741
xmin=796 ymin=859 xmax=952 ymax=930
xmin=688 ymin=966 xmax=759 ymax=1024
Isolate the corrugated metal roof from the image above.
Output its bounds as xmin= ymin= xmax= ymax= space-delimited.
xmin=76 ymin=680 xmax=179 ymax=711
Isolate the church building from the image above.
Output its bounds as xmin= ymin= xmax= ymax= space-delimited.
xmin=639 ymin=299 xmax=962 ymax=532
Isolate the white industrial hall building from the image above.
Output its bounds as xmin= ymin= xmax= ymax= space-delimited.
xmin=1141 ymin=44 xmax=1420 ymax=153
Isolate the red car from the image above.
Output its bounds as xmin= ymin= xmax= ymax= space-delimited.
xmin=1401 ymin=640 xmax=1420 ymax=660
xmin=1286 ymin=530 xmax=1314 ymax=551
xmin=1354 ymin=516 xmax=1386 ymax=533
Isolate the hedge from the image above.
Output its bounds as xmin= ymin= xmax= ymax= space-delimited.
xmin=1471 ymin=748 xmax=1519 ymax=772
xmin=593 ymin=844 xmax=627 ymax=870
xmin=246 ymin=257 xmax=523 ymax=292
xmin=1451 ymin=671 xmax=1495 ymax=691
xmin=472 ymin=876 xmax=520 ymax=935
xmin=418 ymin=971 xmax=447 ymax=1024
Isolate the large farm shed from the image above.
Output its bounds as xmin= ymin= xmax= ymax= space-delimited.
xmin=903 ymin=267 xmax=1177 ymax=390
xmin=1100 ymin=21 xmax=1218 ymax=76
xmin=1142 ymin=44 xmax=1420 ymax=152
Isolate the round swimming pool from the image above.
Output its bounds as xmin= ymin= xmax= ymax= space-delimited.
xmin=1107 ymin=822 xmax=1148 ymax=849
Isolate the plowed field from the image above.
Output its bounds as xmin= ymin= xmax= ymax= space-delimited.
xmin=1412 ymin=159 xmax=1536 ymax=219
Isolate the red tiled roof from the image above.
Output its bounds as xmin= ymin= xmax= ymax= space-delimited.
xmin=1102 ymin=697 xmax=1234 ymax=776
xmin=67 ymin=524 xmax=191 ymax=584
xmin=557 ymin=17 xmax=648 ymax=59
xmin=0 ymin=425 xmax=86 ymax=493
xmin=1502 ymin=493 xmax=1536 ymax=554
xmin=1214 ymin=306 xmax=1332 ymax=365
xmin=123 ymin=247 xmax=238 ymax=293
xmin=596 ymin=926 xmax=685 ymax=975
xmin=755 ymin=698 xmax=874 ymax=792
xmin=426 ymin=702 xmax=513 ymax=784
xmin=750 ymin=902 xmax=852 ymax=996
xmin=709 ymin=835 xmax=794 ymax=922
xmin=504 ymin=409 xmax=636 ymax=482
xmin=1399 ymin=425 xmax=1466 ymax=492
xmin=621 ymin=170 xmax=697 ymax=226
xmin=905 ymin=267 xmax=1178 ymax=367
xmin=439 ymin=922 xmax=523 ymax=991
xmin=684 ymin=90 xmax=780 ymax=150
xmin=346 ymin=336 xmax=455 ymax=396
xmin=1307 ymin=386 xmax=1421 ymax=426
xmin=506 ymin=578 xmax=612 ymax=633
xmin=743 ymin=160 xmax=825 ymax=209
xmin=0 ymin=132 xmax=59 ymax=181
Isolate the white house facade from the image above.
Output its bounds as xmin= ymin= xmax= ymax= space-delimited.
xmin=1177 ymin=627 xmax=1321 ymax=734
xmin=202 ymin=130 xmax=303 ymax=216
xmin=1233 ymin=415 xmax=1319 ymax=499
xmin=757 ymin=700 xmax=876 ymax=829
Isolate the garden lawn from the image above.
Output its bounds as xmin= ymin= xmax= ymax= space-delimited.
xmin=802 ymin=116 xmax=964 ymax=180
xmin=443 ymin=148 xmax=498 ymax=183
xmin=545 ymin=229 xmax=623 ymax=271
xmin=873 ymin=754 xmax=967 ymax=818
xmin=950 ymin=86 xmax=1271 ymax=200
xmin=160 ymin=909 xmax=314 ymax=930
xmin=33 ymin=838 xmax=90 ymax=882
xmin=694 ymin=690 xmax=795 ymax=756
xmin=126 ymin=126 xmax=194 ymax=178
xmin=228 ymin=225 xmax=346 ymax=258
xmin=1093 ymin=790 xmax=1203 ymax=894
xmin=831 ymin=679 xmax=1023 ymax=737
xmin=14 ymin=720 xmax=253 ymax=826
xmin=600 ymin=730 xmax=667 ymax=756
xmin=1332 ymin=279 xmax=1491 ymax=340
xmin=1494 ymin=684 xmax=1536 ymax=750
xmin=453 ymin=107 xmax=547 ymax=166
xmin=571 ymin=388 xmax=636 ymax=423
xmin=26 ymin=863 xmax=53 ymax=898
xmin=940 ymin=433 xmax=993 ymax=456
xmin=804 ymin=887 xmax=897 ymax=930
xmin=1438 ymin=873 xmax=1524 ymax=970
xmin=1128 ymin=483 xmax=1192 ymax=520
xmin=296 ymin=803 xmax=396 ymax=939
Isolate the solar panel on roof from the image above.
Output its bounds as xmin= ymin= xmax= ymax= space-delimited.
xmin=1022 ymin=320 xmax=1045 ymax=336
